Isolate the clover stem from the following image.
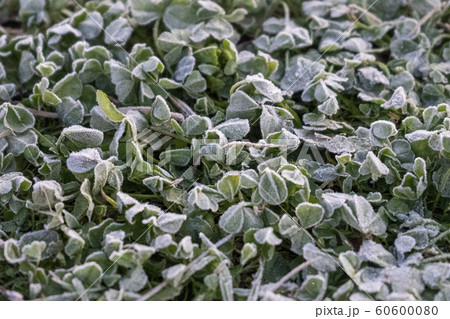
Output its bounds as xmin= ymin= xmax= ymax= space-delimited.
xmin=347 ymin=4 xmax=382 ymax=25
xmin=423 ymin=253 xmax=450 ymax=263
xmin=429 ymin=228 xmax=450 ymax=246
xmin=281 ymin=1 xmax=290 ymax=23
xmin=153 ymin=17 xmax=165 ymax=67
xmin=417 ymin=2 xmax=445 ymax=27
xmin=433 ymin=193 xmax=441 ymax=211
xmin=223 ymin=141 xmax=287 ymax=148
xmin=430 ymin=34 xmax=450 ymax=50
xmin=32 ymin=128 xmax=57 ymax=148
xmin=170 ymin=96 xmax=196 ymax=116
xmin=149 ymin=125 xmax=191 ymax=144
xmin=101 ymin=189 xmax=117 ymax=208
xmin=365 ymin=47 xmax=389 ymax=53
xmin=247 ymin=257 xmax=265 ymax=301
xmin=0 ymin=130 xmax=11 ymax=139
xmin=139 ymin=234 xmax=233 ymax=301
xmin=118 ymin=106 xmax=184 ymax=121
xmin=129 ymin=194 xmax=160 ymax=199
xmin=269 ymin=257 xmax=320 ymax=293
xmin=32 ymin=211 xmax=35 ymax=231
xmin=433 ymin=167 xmax=450 ymax=210
xmin=285 ymin=50 xmax=290 ymax=69
xmin=27 ymin=108 xmax=59 ymax=119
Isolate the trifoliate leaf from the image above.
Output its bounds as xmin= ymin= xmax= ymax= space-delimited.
xmin=258 ymin=168 xmax=288 ymax=205
xmin=295 ymin=203 xmax=324 ymax=228
xmin=218 ymin=202 xmax=246 ymax=234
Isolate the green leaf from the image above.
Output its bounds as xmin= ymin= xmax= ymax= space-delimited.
xmin=254 ymin=227 xmax=282 ymax=245
xmin=156 ymin=213 xmax=187 ymax=234
xmin=151 ymin=95 xmax=171 ymax=125
xmin=258 ymin=168 xmax=288 ymax=205
xmin=303 ymin=243 xmax=337 ymax=272
xmin=217 ymin=172 xmax=240 ymax=201
xmin=130 ymin=0 xmax=164 ymax=25
xmin=226 ymin=90 xmax=260 ymax=120
xmin=184 ymin=71 xmax=207 ymax=93
xmin=359 ymin=151 xmax=389 ymax=181
xmin=295 ymin=275 xmax=327 ymax=301
xmin=295 ymin=203 xmax=324 ymax=228
xmin=318 ymin=96 xmax=339 ymax=116
xmin=371 ymin=120 xmax=397 ymax=139
xmin=4 ymin=103 xmax=35 ymax=133
xmin=182 ymin=115 xmax=211 ymax=135
xmin=96 ymin=90 xmax=125 ymax=122
xmin=218 ymin=202 xmax=246 ymax=234
xmin=42 ymin=90 xmax=62 ymax=106
xmin=73 ymin=262 xmax=103 ymax=287
xmin=53 ymin=73 xmax=82 ymax=99
xmin=160 ymin=148 xmax=192 ymax=166
xmin=432 ymin=163 xmax=450 ymax=198
xmin=22 ymin=241 xmax=46 ymax=263
xmin=60 ymin=125 xmax=104 ymax=149
xmin=240 ymin=242 xmax=257 ymax=265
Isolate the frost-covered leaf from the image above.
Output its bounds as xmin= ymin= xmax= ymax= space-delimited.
xmin=339 ymin=251 xmax=360 ymax=277
xmin=359 ymin=151 xmax=389 ymax=181
xmin=358 ymin=240 xmax=396 ymax=268
xmin=371 ymin=120 xmax=397 ymax=140
xmin=160 ymin=148 xmax=192 ymax=166
xmin=151 ymin=95 xmax=171 ymax=125
xmin=217 ymin=172 xmax=240 ymax=201
xmin=53 ymin=73 xmax=82 ymax=99
xmin=3 ymin=103 xmax=35 ymax=133
xmin=254 ymin=227 xmax=282 ymax=246
xmin=226 ymin=90 xmax=260 ymax=120
xmin=104 ymin=18 xmax=133 ymax=46
xmin=184 ymin=71 xmax=207 ymax=93
xmin=303 ymin=243 xmax=337 ymax=272
xmin=156 ymin=213 xmax=187 ymax=234
xmin=60 ymin=125 xmax=104 ymax=149
xmin=295 ymin=203 xmax=324 ymax=229
xmin=218 ymin=202 xmax=246 ymax=234
xmin=67 ymin=148 xmax=102 ymax=174
xmin=433 ymin=164 xmax=450 ymax=198
xmin=73 ymin=262 xmax=102 ymax=287
xmin=215 ymin=119 xmax=250 ymax=140
xmin=258 ymin=168 xmax=288 ymax=205
xmin=241 ymin=243 xmax=257 ymax=266
xmin=130 ymin=0 xmax=164 ymax=25
xmin=295 ymin=274 xmax=327 ymax=301
xmin=2 ymin=0 xmax=450 ymax=302
xmin=182 ymin=115 xmax=211 ymax=135
xmin=6 ymin=130 xmax=38 ymax=156
xmin=57 ymin=97 xmax=84 ymax=127
xmin=318 ymin=97 xmax=339 ymax=116
xmin=381 ymin=87 xmax=407 ymax=110
xmin=174 ymin=56 xmax=195 ymax=83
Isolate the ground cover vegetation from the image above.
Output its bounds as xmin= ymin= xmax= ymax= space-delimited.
xmin=0 ymin=0 xmax=450 ymax=301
